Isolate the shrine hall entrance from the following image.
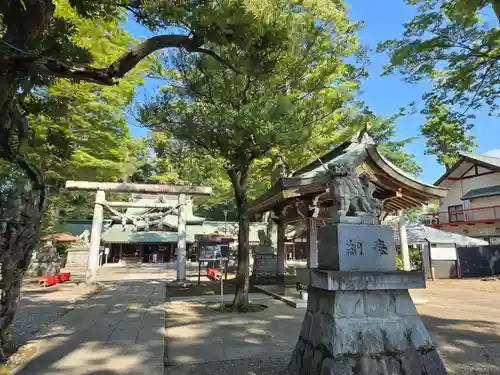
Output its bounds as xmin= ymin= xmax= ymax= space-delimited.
xmin=108 ymin=243 xmax=178 ymax=264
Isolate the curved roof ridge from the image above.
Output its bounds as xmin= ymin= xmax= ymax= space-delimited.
xmin=367 ymin=146 xmax=448 ymax=192
xmin=461 ymin=151 xmax=500 ymax=160
xmin=373 ymin=146 xmax=447 ymax=191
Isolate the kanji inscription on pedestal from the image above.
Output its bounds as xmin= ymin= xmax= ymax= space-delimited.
xmin=373 ymin=238 xmax=389 ymax=255
xmin=346 ymin=240 xmax=363 ymax=256
xmin=317 ymin=223 xmax=396 ymax=272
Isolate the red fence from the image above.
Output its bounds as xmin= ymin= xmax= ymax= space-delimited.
xmin=424 ymin=205 xmax=500 ymax=227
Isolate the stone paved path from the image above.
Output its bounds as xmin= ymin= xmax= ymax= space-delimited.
xmin=14 ymin=265 xmax=166 ymax=375
xmin=164 ymin=293 xmax=300 ymax=375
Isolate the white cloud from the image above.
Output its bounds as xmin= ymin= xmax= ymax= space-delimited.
xmin=483 ymin=149 xmax=500 ymax=158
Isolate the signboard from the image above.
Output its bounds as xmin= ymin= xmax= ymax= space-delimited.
xmin=430 ymin=243 xmax=457 ymax=261
xmin=198 ymin=246 xmax=221 ymax=259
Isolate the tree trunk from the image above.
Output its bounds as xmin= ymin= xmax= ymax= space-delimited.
xmin=0 ymin=2 xmax=54 ymax=358
xmin=0 ymin=170 xmax=45 ymax=359
xmin=228 ymin=169 xmax=250 ymax=310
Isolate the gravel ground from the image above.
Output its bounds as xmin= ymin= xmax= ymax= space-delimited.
xmin=11 ymin=281 xmax=93 ymax=348
xmin=11 ymin=299 xmax=72 ymax=347
xmin=165 ymin=357 xmax=289 ymax=375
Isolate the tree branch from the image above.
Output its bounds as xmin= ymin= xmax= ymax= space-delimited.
xmin=460 ymin=62 xmax=494 ymax=116
xmin=8 ymin=34 xmax=239 ymax=85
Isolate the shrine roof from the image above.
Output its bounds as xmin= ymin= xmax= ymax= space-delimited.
xmin=248 ymin=140 xmax=448 ymax=216
xmin=393 ymin=224 xmax=488 ymax=247
xmin=101 ymin=221 xmax=266 ymax=244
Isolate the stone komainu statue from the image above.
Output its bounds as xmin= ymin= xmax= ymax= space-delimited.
xmin=257 ymin=229 xmax=272 ymax=247
xmin=271 ymin=156 xmax=293 ymax=185
xmin=326 ymin=163 xmax=382 ymax=218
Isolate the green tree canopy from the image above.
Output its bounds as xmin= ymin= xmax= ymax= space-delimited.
xmin=0 ymin=0 xmax=366 ymax=355
xmin=23 ymin=0 xmax=149 ymax=232
xmin=420 ymin=99 xmax=477 ymax=170
xmin=239 ymin=104 xmax=424 ymax=209
xmin=377 ymin=0 xmax=497 ymax=166
xmin=378 ymin=0 xmax=499 ymax=117
xmin=139 ymin=0 xmax=363 ymax=308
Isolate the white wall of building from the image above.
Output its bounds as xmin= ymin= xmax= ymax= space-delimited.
xmin=438 ymin=170 xmax=500 ymax=213
xmin=435 ymin=168 xmax=500 ymax=241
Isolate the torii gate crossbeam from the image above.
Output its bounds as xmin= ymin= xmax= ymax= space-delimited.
xmin=65 ymin=181 xmax=212 ymax=284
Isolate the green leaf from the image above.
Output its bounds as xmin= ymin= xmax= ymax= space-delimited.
xmin=378 ymin=0 xmax=499 ymax=120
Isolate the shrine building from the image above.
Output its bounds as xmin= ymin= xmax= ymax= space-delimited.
xmin=248 ymin=133 xmax=450 ymax=282
xmin=61 ymin=196 xmax=269 ymax=264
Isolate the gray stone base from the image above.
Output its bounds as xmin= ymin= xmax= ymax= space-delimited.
xmin=250 ymin=274 xmax=277 ymax=285
xmin=288 ymin=344 xmax=446 ymax=375
xmin=285 ymin=287 xmax=447 ymax=375
xmin=66 ymin=249 xmax=89 ymax=267
xmin=311 ymin=270 xmax=426 ymax=291
xmin=250 ymin=274 xmax=285 ymax=285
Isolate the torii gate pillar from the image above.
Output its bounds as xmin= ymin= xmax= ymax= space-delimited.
xmin=176 ymin=194 xmax=187 ymax=281
xmin=87 ymin=190 xmax=105 ymax=283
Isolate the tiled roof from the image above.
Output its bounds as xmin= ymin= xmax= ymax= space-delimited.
xmin=462 ymin=152 xmax=500 ymax=169
xmin=462 ymin=185 xmax=500 ymax=200
xmin=57 ymin=220 xmax=94 ymax=236
xmin=393 ymin=224 xmax=488 ymax=247
xmin=101 ymin=221 xmax=267 ymax=244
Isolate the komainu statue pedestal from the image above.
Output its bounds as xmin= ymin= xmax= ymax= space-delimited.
xmin=251 ymin=228 xmax=278 ymax=285
xmin=285 ymin=222 xmax=447 ymax=375
xmin=66 ymin=240 xmax=90 ymax=268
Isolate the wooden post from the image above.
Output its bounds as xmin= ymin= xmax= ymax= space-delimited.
xmin=398 ymin=210 xmax=411 ymax=271
xmin=86 ymin=190 xmax=105 ymax=284
xmin=119 ymin=243 xmax=123 ymax=263
xmin=306 ymin=218 xmax=318 ymax=268
xmin=276 ymin=218 xmax=286 ymax=284
xmin=176 ymin=194 xmax=187 ymax=281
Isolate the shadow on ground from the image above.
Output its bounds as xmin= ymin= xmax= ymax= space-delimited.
xmin=164 ymin=294 xmax=500 ymax=375
xmin=13 ymin=276 xmax=165 ymax=375
xmin=11 ymin=265 xmax=500 ymax=375
xmin=420 ymin=314 xmax=500 ymax=375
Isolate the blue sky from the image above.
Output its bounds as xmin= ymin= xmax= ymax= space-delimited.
xmin=123 ymin=0 xmax=497 ymax=185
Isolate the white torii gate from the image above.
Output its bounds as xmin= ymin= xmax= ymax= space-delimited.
xmin=65 ymin=181 xmax=212 ymax=284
